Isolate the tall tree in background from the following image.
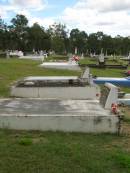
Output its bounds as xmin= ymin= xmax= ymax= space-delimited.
xmin=10 ymin=14 xmax=28 ymax=51
xmin=0 ymin=16 xmax=8 ymax=50
xmin=122 ymin=37 xmax=130 ymax=55
xmin=28 ymin=23 xmax=51 ymax=51
xmin=70 ymin=29 xmax=88 ymax=54
xmin=48 ymin=23 xmax=68 ymax=53
xmin=101 ymin=35 xmax=114 ymax=55
xmin=1 ymin=14 xmax=130 ymax=56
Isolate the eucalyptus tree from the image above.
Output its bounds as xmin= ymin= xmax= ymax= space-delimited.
xmin=70 ymin=29 xmax=88 ymax=54
xmin=0 ymin=17 xmax=8 ymax=50
xmin=48 ymin=23 xmax=68 ymax=54
xmin=10 ymin=14 xmax=29 ymax=51
xmin=28 ymin=23 xmax=51 ymax=51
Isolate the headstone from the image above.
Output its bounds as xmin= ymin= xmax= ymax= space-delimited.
xmin=82 ymin=68 xmax=90 ymax=79
xmin=128 ymin=52 xmax=130 ymax=64
xmin=6 ymin=50 xmax=10 ymax=59
xmin=40 ymin=50 xmax=43 ymax=56
xmin=98 ymin=49 xmax=105 ymax=66
xmin=81 ymin=53 xmax=84 ymax=59
xmin=18 ymin=51 xmax=23 ymax=57
xmin=113 ymin=53 xmax=116 ymax=60
xmin=75 ymin=47 xmax=77 ymax=54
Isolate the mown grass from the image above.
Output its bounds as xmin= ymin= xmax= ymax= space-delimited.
xmin=44 ymin=55 xmax=69 ymax=61
xmin=80 ymin=57 xmax=130 ymax=93
xmin=0 ymin=129 xmax=130 ymax=173
xmin=0 ymin=57 xmax=130 ymax=96
xmin=0 ymin=58 xmax=80 ymax=97
xmin=79 ymin=57 xmax=128 ymax=66
xmin=91 ymin=68 xmax=130 ymax=93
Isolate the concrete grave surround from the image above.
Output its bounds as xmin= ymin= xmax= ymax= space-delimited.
xmin=40 ymin=62 xmax=81 ymax=71
xmin=11 ymin=76 xmax=100 ymax=99
xmin=118 ymin=94 xmax=130 ymax=106
xmin=11 ymin=85 xmax=99 ymax=99
xmin=7 ymin=69 xmax=121 ymax=133
xmin=40 ymin=55 xmax=81 ymax=71
xmin=19 ymin=55 xmax=44 ymax=61
xmin=0 ymin=99 xmax=119 ymax=133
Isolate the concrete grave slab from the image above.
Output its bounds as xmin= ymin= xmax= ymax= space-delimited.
xmin=0 ymin=98 xmax=120 ymax=133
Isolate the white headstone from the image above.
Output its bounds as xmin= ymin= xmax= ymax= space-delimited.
xmin=75 ymin=47 xmax=77 ymax=54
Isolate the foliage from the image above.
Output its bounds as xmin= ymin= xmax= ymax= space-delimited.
xmin=70 ymin=29 xmax=88 ymax=54
xmin=28 ymin=23 xmax=51 ymax=51
xmin=1 ymin=14 xmax=130 ymax=55
xmin=48 ymin=23 xmax=68 ymax=53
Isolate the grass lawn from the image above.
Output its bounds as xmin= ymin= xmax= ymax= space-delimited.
xmin=0 ymin=129 xmax=130 ymax=173
xmin=0 ymin=58 xmax=80 ymax=97
xmin=80 ymin=57 xmax=130 ymax=93
xmin=79 ymin=57 xmax=128 ymax=66
xmin=44 ymin=55 xmax=69 ymax=61
xmin=0 ymin=57 xmax=130 ymax=96
xmin=90 ymin=68 xmax=130 ymax=93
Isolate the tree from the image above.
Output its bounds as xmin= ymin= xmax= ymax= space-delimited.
xmin=11 ymin=14 xmax=28 ymax=29
xmin=48 ymin=23 xmax=68 ymax=53
xmin=28 ymin=23 xmax=51 ymax=51
xmin=0 ymin=17 xmax=10 ymax=51
xmin=1 ymin=13 xmax=130 ymax=56
xmin=102 ymin=35 xmax=114 ymax=55
xmin=10 ymin=14 xmax=29 ymax=51
xmin=70 ymin=29 xmax=88 ymax=54
xmin=51 ymin=36 xmax=65 ymax=53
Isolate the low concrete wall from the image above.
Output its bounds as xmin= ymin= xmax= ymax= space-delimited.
xmin=0 ymin=114 xmax=119 ymax=133
xmin=40 ymin=64 xmax=81 ymax=71
xmin=11 ymin=86 xmax=100 ymax=99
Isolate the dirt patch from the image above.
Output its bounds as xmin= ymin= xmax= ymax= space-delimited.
xmin=120 ymin=106 xmax=130 ymax=119
xmin=121 ymin=122 xmax=130 ymax=136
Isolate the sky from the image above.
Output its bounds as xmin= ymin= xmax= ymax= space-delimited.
xmin=0 ymin=0 xmax=130 ymax=36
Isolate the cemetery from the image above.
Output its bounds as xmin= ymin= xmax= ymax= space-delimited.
xmin=0 ymin=65 xmax=121 ymax=133
xmin=0 ymin=55 xmax=130 ymax=173
xmin=80 ymin=51 xmax=128 ymax=69
xmin=0 ymin=13 xmax=130 ymax=173
xmin=40 ymin=54 xmax=81 ymax=71
xmin=10 ymin=68 xmax=99 ymax=99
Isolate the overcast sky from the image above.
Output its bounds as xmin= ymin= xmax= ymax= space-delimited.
xmin=0 ymin=0 xmax=130 ymax=36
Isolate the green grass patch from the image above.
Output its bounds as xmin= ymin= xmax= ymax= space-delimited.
xmin=114 ymin=152 xmax=130 ymax=169
xmin=90 ymin=68 xmax=130 ymax=93
xmin=18 ymin=137 xmax=33 ymax=146
xmin=44 ymin=55 xmax=68 ymax=62
xmin=0 ymin=57 xmax=130 ymax=172
xmin=0 ymin=58 xmax=80 ymax=97
xmin=0 ymin=129 xmax=130 ymax=173
xmin=0 ymin=56 xmax=130 ymax=96
xmin=79 ymin=57 xmax=128 ymax=66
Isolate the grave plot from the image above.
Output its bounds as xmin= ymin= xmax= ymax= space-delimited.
xmin=40 ymin=55 xmax=81 ymax=71
xmin=11 ymin=68 xmax=100 ymax=99
xmin=0 ymin=99 xmax=119 ymax=133
xmin=0 ymin=82 xmax=121 ymax=133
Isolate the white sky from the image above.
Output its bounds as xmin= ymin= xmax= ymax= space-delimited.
xmin=0 ymin=0 xmax=130 ymax=36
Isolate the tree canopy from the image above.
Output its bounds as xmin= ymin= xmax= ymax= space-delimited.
xmin=0 ymin=14 xmax=130 ymax=55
